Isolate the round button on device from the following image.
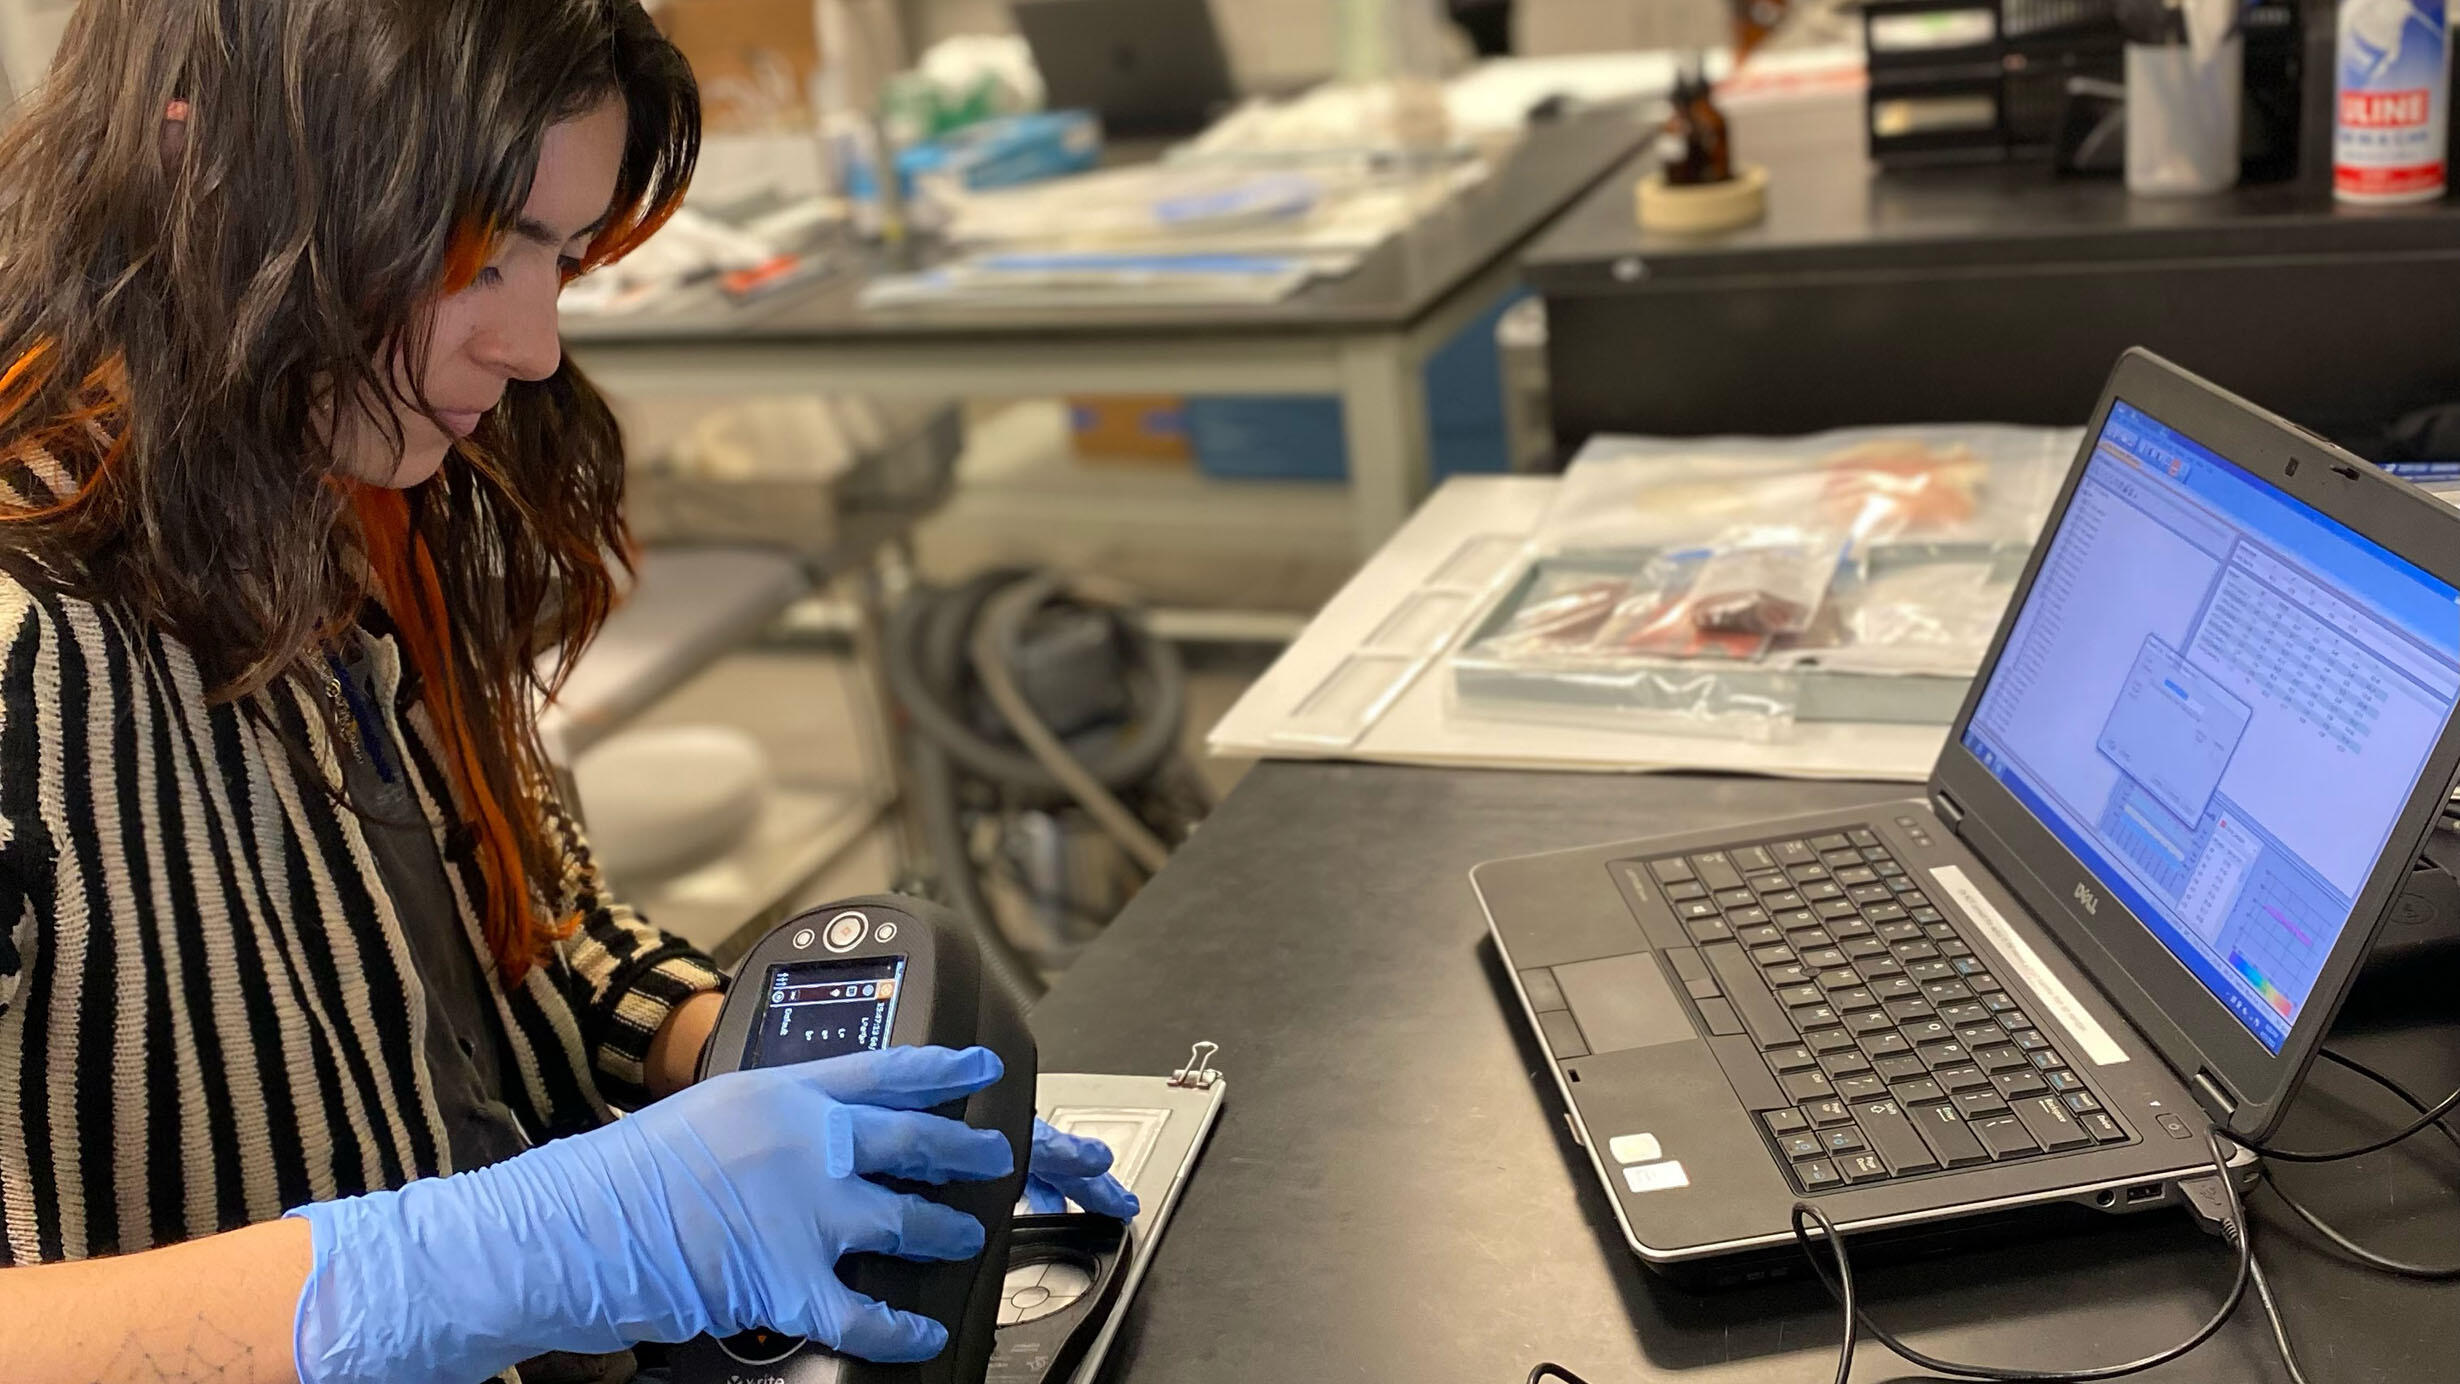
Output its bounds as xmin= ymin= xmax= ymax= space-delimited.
xmin=791 ymin=927 xmax=817 ymax=950
xmin=998 ymin=1258 xmax=1095 ymax=1326
xmin=874 ymin=921 xmax=899 ymax=944
xmin=823 ymin=912 xmax=869 ymax=953
xmin=716 ymin=1327 xmax=808 ymax=1366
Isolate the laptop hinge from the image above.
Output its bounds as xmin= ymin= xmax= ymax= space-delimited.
xmin=1932 ymin=789 xmax=1968 ymax=832
xmin=2192 ymin=1069 xmax=2239 ymax=1120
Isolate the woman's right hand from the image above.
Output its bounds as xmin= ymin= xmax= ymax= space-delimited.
xmin=291 ymin=1045 xmax=1016 ymax=1384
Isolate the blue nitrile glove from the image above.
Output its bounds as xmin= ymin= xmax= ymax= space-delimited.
xmin=1024 ymin=1119 xmax=1142 ymax=1219
xmin=290 ymin=1046 xmax=1015 ymax=1384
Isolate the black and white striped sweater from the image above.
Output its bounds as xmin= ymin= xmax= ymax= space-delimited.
xmin=0 ymin=572 xmax=724 ymax=1267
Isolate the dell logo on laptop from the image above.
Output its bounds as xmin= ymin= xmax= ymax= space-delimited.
xmin=2074 ymin=883 xmax=2100 ymax=914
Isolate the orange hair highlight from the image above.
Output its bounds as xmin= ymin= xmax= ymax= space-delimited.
xmin=440 ymin=178 xmax=685 ymax=294
xmin=353 ymin=484 xmax=574 ymax=981
xmin=0 ymin=346 xmax=131 ymax=521
xmin=305 ymin=172 xmax=689 ymax=979
xmin=574 ymin=187 xmax=684 ymax=280
xmin=438 ymin=215 xmax=499 ymax=295
xmin=0 ymin=339 xmax=51 ymax=411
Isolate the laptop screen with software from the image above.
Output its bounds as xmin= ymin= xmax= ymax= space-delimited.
xmin=1960 ymin=400 xmax=2460 ymax=1054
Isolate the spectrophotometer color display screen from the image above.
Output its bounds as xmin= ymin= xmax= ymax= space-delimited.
xmin=746 ymin=956 xmax=908 ymax=1068
xmin=1963 ymin=401 xmax=2460 ymax=1052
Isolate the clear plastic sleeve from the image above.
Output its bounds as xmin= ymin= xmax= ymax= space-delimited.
xmin=1444 ymin=419 xmax=2083 ymax=744
xmin=1533 ymin=424 xmax=2079 ymax=558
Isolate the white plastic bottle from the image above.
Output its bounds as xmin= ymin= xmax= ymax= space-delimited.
xmin=2334 ymin=0 xmax=2451 ymax=203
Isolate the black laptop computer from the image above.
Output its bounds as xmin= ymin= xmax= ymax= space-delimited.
xmin=1011 ymin=0 xmax=1238 ymax=138
xmin=1473 ymin=351 xmax=2460 ymax=1278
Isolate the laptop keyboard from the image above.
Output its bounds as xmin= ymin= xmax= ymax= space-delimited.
xmin=1643 ymin=828 xmax=2133 ymax=1194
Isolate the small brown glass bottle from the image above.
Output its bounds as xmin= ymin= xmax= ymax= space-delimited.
xmin=1658 ymin=62 xmax=1733 ymax=186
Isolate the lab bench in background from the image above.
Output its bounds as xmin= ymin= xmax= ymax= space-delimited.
xmin=563 ymin=102 xmax=1654 ymax=556
xmin=1525 ymin=96 xmax=2460 ymax=456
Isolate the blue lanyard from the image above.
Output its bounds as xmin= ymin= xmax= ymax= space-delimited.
xmin=326 ymin=650 xmax=399 ymax=785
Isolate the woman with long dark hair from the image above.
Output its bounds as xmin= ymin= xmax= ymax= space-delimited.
xmin=0 ymin=3 xmax=1128 ymax=1381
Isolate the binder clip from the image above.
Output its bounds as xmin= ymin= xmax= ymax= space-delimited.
xmin=1169 ymin=1041 xmax=1221 ymax=1090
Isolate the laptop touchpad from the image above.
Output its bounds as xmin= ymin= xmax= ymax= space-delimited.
xmin=1555 ymin=952 xmax=1695 ymax=1054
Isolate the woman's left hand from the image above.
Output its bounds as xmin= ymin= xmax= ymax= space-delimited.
xmin=1026 ymin=1120 xmax=1141 ymax=1219
xmin=674 ymin=1002 xmax=1131 ymax=1219
xmin=667 ymin=1006 xmax=1138 ymax=1219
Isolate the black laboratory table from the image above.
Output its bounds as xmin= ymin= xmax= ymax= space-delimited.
xmin=1032 ymin=761 xmax=2460 ymax=1382
xmin=1523 ymin=100 xmax=2460 ymax=456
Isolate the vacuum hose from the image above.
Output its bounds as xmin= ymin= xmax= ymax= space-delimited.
xmin=883 ymin=569 xmax=1202 ymax=1004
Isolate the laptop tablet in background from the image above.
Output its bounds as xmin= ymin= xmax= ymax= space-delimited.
xmin=1012 ymin=0 xmax=1238 ymax=138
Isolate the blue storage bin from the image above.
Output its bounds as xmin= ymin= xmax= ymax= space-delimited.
xmin=1189 ymin=290 xmax=1526 ymax=483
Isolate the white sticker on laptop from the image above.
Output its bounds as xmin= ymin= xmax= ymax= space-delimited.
xmin=1929 ymin=865 xmax=2130 ymax=1067
xmin=1623 ymin=1160 xmax=1689 ymax=1194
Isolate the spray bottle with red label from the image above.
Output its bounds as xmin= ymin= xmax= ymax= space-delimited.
xmin=2335 ymin=0 xmax=2451 ymax=203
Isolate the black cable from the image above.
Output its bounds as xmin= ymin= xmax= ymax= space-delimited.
xmin=1522 ymin=1130 xmax=2304 ymax=1384
xmin=2248 ymin=1048 xmax=2460 ymax=1163
xmin=2315 ymin=1050 xmax=2460 ymax=1158
xmin=2243 ymin=1249 xmax=2314 ymax=1384
xmin=2264 ymin=1178 xmax=2460 ymax=1281
xmin=1791 ymin=1130 xmax=2251 ymax=1382
xmin=1791 ymin=1206 xmax=1858 ymax=1384
xmin=2258 ymin=1054 xmax=2460 ymax=1278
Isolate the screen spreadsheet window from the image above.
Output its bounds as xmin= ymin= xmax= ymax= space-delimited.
xmin=1963 ymin=401 xmax=2460 ymax=1052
